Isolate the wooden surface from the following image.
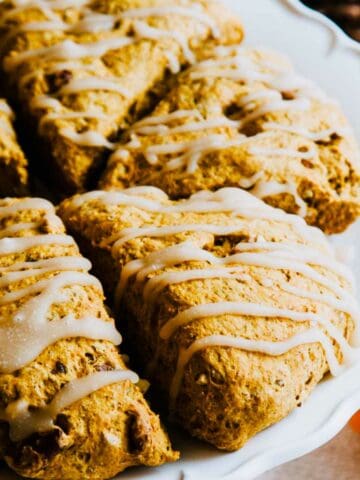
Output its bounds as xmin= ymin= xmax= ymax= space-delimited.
xmin=261 ymin=425 xmax=360 ymax=479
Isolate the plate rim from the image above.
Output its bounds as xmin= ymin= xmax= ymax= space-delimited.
xmin=281 ymin=0 xmax=360 ymax=53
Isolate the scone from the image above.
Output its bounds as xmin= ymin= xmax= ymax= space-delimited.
xmin=0 ymin=99 xmax=28 ymax=196
xmin=0 ymin=197 xmax=178 ymax=480
xmin=100 ymin=46 xmax=360 ymax=234
xmin=58 ymin=186 xmax=359 ymax=451
xmin=0 ymin=0 xmax=243 ymax=194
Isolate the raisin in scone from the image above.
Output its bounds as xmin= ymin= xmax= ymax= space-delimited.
xmin=58 ymin=186 xmax=359 ymax=451
xmin=0 ymin=0 xmax=243 ymax=194
xmin=100 ymin=46 xmax=360 ymax=234
xmin=0 ymin=99 xmax=28 ymax=196
xmin=0 ymin=197 xmax=178 ymax=480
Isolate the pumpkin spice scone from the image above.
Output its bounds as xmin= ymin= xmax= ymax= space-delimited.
xmin=0 ymin=197 xmax=178 ymax=480
xmin=100 ymin=46 xmax=360 ymax=234
xmin=59 ymin=186 xmax=360 ymax=451
xmin=0 ymin=0 xmax=243 ymax=194
xmin=0 ymin=99 xmax=28 ymax=196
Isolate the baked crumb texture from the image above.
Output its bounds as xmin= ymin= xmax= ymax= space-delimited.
xmin=0 ymin=99 xmax=28 ymax=197
xmin=0 ymin=197 xmax=178 ymax=480
xmin=58 ymin=187 xmax=359 ymax=451
xmin=0 ymin=0 xmax=243 ymax=194
xmin=100 ymin=47 xmax=360 ymax=234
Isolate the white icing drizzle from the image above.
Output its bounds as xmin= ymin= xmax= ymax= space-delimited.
xmin=1 ymin=370 xmax=138 ymax=442
xmin=2 ymin=1 xmax=219 ymax=147
xmin=130 ymin=109 xmax=202 ymax=130
xmin=59 ymin=129 xmax=116 ymax=148
xmin=229 ymin=251 xmax=356 ymax=305
xmin=250 ymin=179 xmax=308 ymax=218
xmin=121 ymin=6 xmax=220 ymax=38
xmin=70 ymin=188 xmax=327 ymax=246
xmin=136 ymin=125 xmax=319 ymax=174
xmin=69 ymin=187 xmax=360 ymax=402
xmin=115 ymin=239 xmax=356 ymax=301
xmin=0 ymin=100 xmax=14 ymax=116
xmin=129 ymin=110 xmax=237 ymax=136
xmin=0 ymin=303 xmax=121 ymax=374
xmin=163 ymin=50 xmax=181 ymax=74
xmin=160 ymin=302 xmax=353 ymax=363
xmin=0 ymin=199 xmax=124 ymax=373
xmin=119 ymin=185 xmax=169 ymax=200
xmin=0 ymin=255 xmax=90 ymax=286
xmin=4 ymin=10 xmax=122 ymax=38
xmin=16 ymin=19 xmax=68 ymax=32
xmin=189 ymin=46 xmax=328 ymax=102
xmin=108 ymin=224 xmax=248 ymax=251
xmin=0 ymin=198 xmax=141 ymax=443
xmin=0 ymin=197 xmax=53 ymax=218
xmin=233 ymin=241 xmax=355 ymax=287
xmin=0 ymin=118 xmax=14 ymax=136
xmin=115 ymin=240 xmax=358 ymax=331
xmin=237 ymin=171 xmax=264 ymax=189
xmin=70 ymin=11 xmax=116 ymax=34
xmin=103 ymin=46 xmax=350 ymax=176
xmin=9 ymin=0 xmax=89 ymax=11
xmin=239 ymin=171 xmax=309 ymax=219
xmin=19 ymin=61 xmax=99 ymax=89
xmin=0 ymin=234 xmax=74 ymax=256
xmin=143 ymin=266 xmax=247 ymax=303
xmin=32 ymin=95 xmax=65 ymax=110
xmin=0 ymin=222 xmax=39 ymax=239
xmin=133 ymin=20 xmax=195 ymax=65
xmin=0 ymin=19 xmax=66 ymax=48
xmin=235 ymin=90 xmax=311 ymax=129
xmin=33 ymin=96 xmax=113 ymax=132
xmin=262 ymin=122 xmax=350 ymax=142
xmin=108 ymin=94 xmax=319 ymax=175
xmin=170 ymin=329 xmax=341 ymax=400
xmin=113 ymin=132 xmax=250 ymax=172
xmin=115 ymin=241 xmax=231 ymax=303
xmin=40 ymin=110 xmax=110 ymax=132
xmin=248 ymin=145 xmax=317 ymax=160
xmin=280 ymin=283 xmax=358 ymax=324
xmin=4 ymin=38 xmax=135 ymax=71
xmin=2 ymin=2 xmax=218 ymax=38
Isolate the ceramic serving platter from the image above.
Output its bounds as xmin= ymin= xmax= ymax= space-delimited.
xmin=1 ymin=1 xmax=360 ymax=479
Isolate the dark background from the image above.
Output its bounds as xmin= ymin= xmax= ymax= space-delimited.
xmin=303 ymin=1 xmax=360 ymax=41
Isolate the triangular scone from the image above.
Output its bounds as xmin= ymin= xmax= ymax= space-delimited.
xmin=0 ymin=197 xmax=178 ymax=480
xmin=59 ymin=186 xmax=359 ymax=451
xmin=99 ymin=47 xmax=360 ymax=234
xmin=0 ymin=99 xmax=28 ymax=196
xmin=0 ymin=0 xmax=243 ymax=194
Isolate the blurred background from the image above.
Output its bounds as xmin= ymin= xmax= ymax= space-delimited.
xmin=303 ymin=1 xmax=360 ymax=41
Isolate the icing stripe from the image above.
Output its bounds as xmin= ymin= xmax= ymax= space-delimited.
xmin=1 ymin=370 xmax=138 ymax=441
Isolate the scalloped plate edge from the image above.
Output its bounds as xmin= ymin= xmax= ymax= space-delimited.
xmin=281 ymin=0 xmax=360 ymax=53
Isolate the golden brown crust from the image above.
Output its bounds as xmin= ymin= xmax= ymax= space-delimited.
xmin=0 ymin=100 xmax=28 ymax=196
xmin=0 ymin=198 xmax=178 ymax=480
xmin=58 ymin=189 xmax=354 ymax=451
xmin=0 ymin=0 xmax=243 ymax=194
xmin=99 ymin=48 xmax=360 ymax=234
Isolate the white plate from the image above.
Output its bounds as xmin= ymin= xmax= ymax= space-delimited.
xmin=1 ymin=1 xmax=360 ymax=479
